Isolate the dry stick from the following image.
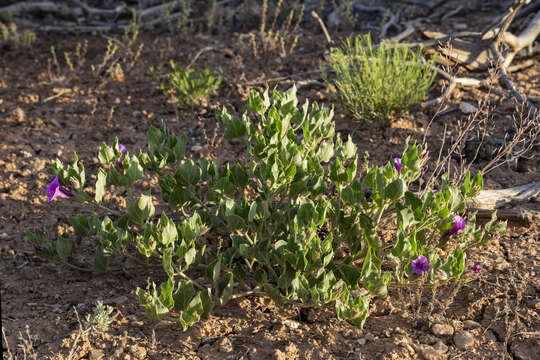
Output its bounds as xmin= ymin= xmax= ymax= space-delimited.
xmin=490 ymin=44 xmax=540 ymax=124
xmin=0 ymin=1 xmax=83 ymax=17
xmin=379 ymin=12 xmax=398 ymax=40
xmin=311 ymin=11 xmax=333 ymax=45
xmin=440 ymin=5 xmax=464 ymax=21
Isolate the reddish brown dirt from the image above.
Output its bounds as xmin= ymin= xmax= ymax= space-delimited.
xmin=1 ymin=1 xmax=539 ymax=359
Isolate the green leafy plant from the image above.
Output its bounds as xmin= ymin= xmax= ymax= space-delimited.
xmin=324 ymin=34 xmax=436 ymax=127
xmin=30 ymin=86 xmax=505 ymax=330
xmin=151 ymin=60 xmax=222 ymax=109
xmin=85 ymin=301 xmax=114 ymax=332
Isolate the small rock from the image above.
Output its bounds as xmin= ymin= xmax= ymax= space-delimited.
xmin=453 ymin=331 xmax=475 ymax=349
xmin=273 ymin=349 xmax=287 ymax=360
xmin=191 ymin=145 xmax=204 ymax=152
xmin=431 ymin=323 xmax=454 ymax=336
xmin=283 ymin=319 xmax=300 ymax=329
xmin=132 ymin=110 xmax=141 ymax=117
xmin=454 ymin=23 xmax=468 ymax=30
xmin=217 ymin=337 xmax=233 ymax=353
xmin=433 ymin=340 xmax=448 ymax=353
xmin=418 ymin=344 xmax=447 ymax=360
xmin=364 ymin=333 xmax=375 ymax=341
xmin=13 ymin=107 xmax=25 ymax=122
xmin=357 ymin=338 xmax=367 ymax=345
xmin=462 ymin=320 xmax=481 ymax=329
xmin=459 ymin=102 xmax=478 ymax=114
xmin=88 ymin=349 xmax=105 ymax=360
xmin=129 ymin=344 xmax=147 ymax=360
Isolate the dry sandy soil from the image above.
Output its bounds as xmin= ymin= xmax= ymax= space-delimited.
xmin=1 ymin=1 xmax=539 ymax=359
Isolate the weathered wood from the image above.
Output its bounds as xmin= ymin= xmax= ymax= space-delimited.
xmin=469 ymin=182 xmax=540 ymax=210
xmin=474 ymin=208 xmax=540 ymax=224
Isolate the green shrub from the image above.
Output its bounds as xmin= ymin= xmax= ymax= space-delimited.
xmin=31 ymin=86 xmax=505 ymax=331
xmin=324 ymin=34 xmax=436 ymax=128
xmin=151 ymin=60 xmax=222 ymax=108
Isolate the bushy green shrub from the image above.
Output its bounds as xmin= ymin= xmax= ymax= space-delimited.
xmin=324 ymin=34 xmax=436 ymax=127
xmin=151 ymin=60 xmax=222 ymax=108
xmin=30 ymin=87 xmax=504 ymax=330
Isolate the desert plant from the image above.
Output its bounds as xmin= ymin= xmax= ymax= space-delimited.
xmin=324 ymin=34 xmax=436 ymax=127
xmin=240 ymin=0 xmax=304 ymax=57
xmin=0 ymin=19 xmax=36 ymax=51
xmin=30 ymin=86 xmax=505 ymax=331
xmin=151 ymin=60 xmax=222 ymax=108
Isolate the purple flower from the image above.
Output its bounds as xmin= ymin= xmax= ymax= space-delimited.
xmin=394 ymin=157 xmax=403 ymax=173
xmin=470 ymin=263 xmax=481 ymax=277
xmin=411 ymin=255 xmax=430 ymax=275
xmin=423 ymin=151 xmax=429 ymax=159
xmin=46 ymin=175 xmax=72 ymax=202
xmin=443 ymin=215 xmax=466 ymax=237
xmin=116 ymin=144 xmax=127 ymax=163
xmin=33 ymin=243 xmax=42 ymax=252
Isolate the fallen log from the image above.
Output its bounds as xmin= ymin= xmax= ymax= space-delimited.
xmin=468 ymin=182 xmax=540 ymax=224
xmin=469 ymin=182 xmax=540 ymax=210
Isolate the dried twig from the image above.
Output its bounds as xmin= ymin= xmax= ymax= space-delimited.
xmin=311 ymin=11 xmax=333 ymax=44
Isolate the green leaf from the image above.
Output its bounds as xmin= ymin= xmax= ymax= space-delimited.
xmin=126 ymin=156 xmax=144 ymax=184
xmin=56 ymin=235 xmax=72 ymax=263
xmin=184 ymin=247 xmax=197 ymax=269
xmin=163 ymin=247 xmax=174 ymax=276
xmin=127 ymin=194 xmax=155 ymax=224
xmin=231 ymin=163 xmax=249 ymax=187
xmin=173 ymin=280 xmax=196 ymax=311
xmin=206 ymin=256 xmax=222 ymax=285
xmin=159 ymin=213 xmax=178 ymax=246
xmin=339 ymin=264 xmax=361 ymax=288
xmin=248 ymin=201 xmax=257 ymax=222
xmin=93 ymin=247 xmax=109 ymax=274
xmin=218 ymin=272 xmax=234 ymax=305
xmin=385 ymin=178 xmax=405 ymax=201
xmin=95 ymin=169 xmax=107 ymax=203
xmin=160 ymin=278 xmax=175 ymax=309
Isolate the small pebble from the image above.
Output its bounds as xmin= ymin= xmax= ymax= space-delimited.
xmin=463 ymin=320 xmax=481 ymax=329
xmin=459 ymin=101 xmax=478 ymax=114
xmin=431 ymin=323 xmax=454 ymax=336
xmin=454 ymin=331 xmax=475 ymax=349
xmin=283 ymin=319 xmax=300 ymax=329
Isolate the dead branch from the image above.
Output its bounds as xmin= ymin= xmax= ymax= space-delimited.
xmin=469 ymin=182 xmax=540 ymax=210
xmin=474 ymin=208 xmax=540 ymax=224
xmin=0 ymin=1 xmax=82 ymax=18
xmin=311 ymin=11 xmax=333 ymax=44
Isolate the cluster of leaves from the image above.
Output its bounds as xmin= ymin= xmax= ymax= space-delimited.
xmin=30 ymin=87 xmax=505 ymax=330
xmin=0 ymin=14 xmax=36 ymax=51
xmin=151 ymin=60 xmax=222 ymax=109
xmin=324 ymin=34 xmax=436 ymax=128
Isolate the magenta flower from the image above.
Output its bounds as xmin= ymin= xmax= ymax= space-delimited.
xmin=443 ymin=215 xmax=466 ymax=237
xmin=423 ymin=151 xmax=429 ymax=159
xmin=394 ymin=157 xmax=403 ymax=173
xmin=411 ymin=255 xmax=430 ymax=275
xmin=470 ymin=264 xmax=481 ymax=277
xmin=116 ymin=143 xmax=127 ymax=163
xmin=46 ymin=175 xmax=72 ymax=202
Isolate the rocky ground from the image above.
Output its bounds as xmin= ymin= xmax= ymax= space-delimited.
xmin=1 ymin=1 xmax=539 ymax=359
